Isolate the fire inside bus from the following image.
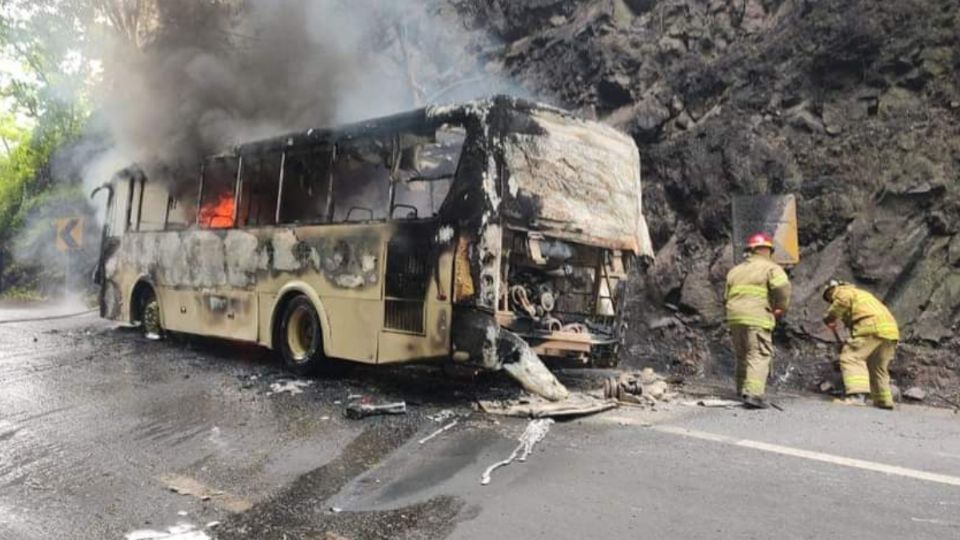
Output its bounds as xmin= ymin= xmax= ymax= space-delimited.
xmin=93 ymin=96 xmax=654 ymax=399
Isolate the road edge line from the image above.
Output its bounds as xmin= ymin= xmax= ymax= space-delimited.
xmin=652 ymin=425 xmax=960 ymax=488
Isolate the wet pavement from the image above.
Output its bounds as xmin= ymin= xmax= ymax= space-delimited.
xmin=0 ymin=305 xmax=488 ymax=539
xmin=3 ymin=304 xmax=960 ymax=539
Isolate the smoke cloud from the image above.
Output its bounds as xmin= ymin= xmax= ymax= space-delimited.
xmin=89 ymin=0 xmax=528 ymax=192
xmin=7 ymin=0 xmax=531 ymax=296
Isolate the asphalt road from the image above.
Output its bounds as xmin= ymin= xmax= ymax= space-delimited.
xmin=2 ymin=303 xmax=959 ymax=539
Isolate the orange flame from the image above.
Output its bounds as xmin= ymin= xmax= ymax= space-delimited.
xmin=199 ymin=192 xmax=234 ymax=228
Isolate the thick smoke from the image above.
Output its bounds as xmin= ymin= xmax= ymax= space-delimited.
xmin=8 ymin=0 xmax=528 ymax=296
xmin=89 ymin=0 xmax=527 ymax=191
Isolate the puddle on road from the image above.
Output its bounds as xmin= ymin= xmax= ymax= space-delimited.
xmin=326 ymin=424 xmax=508 ymax=513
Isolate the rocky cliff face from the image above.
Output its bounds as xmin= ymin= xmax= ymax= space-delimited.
xmin=453 ymin=0 xmax=960 ymax=391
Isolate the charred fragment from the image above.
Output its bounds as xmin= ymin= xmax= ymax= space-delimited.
xmin=96 ymin=96 xmax=653 ymax=400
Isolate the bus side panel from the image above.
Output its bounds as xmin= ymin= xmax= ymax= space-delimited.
xmin=321 ymin=297 xmax=382 ymax=362
xmin=160 ymin=288 xmax=258 ymax=342
xmin=253 ymin=225 xmax=388 ymax=364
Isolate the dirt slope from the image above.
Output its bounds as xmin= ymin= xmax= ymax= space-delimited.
xmin=453 ymin=0 xmax=960 ymax=391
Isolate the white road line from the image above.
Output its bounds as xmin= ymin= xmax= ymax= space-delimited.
xmin=652 ymin=425 xmax=960 ymax=488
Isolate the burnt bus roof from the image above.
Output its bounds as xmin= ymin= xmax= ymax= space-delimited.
xmin=232 ymin=95 xmax=566 ymax=155
xmin=109 ymin=96 xmax=568 ymax=179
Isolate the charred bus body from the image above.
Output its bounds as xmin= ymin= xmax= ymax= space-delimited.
xmin=95 ymin=96 xmax=654 ymax=398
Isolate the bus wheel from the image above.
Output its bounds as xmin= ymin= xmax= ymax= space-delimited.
xmin=277 ymin=296 xmax=335 ymax=376
xmin=139 ymin=288 xmax=162 ymax=341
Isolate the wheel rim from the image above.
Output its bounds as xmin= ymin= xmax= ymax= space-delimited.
xmin=143 ymin=299 xmax=161 ymax=336
xmin=286 ymin=305 xmax=316 ymax=363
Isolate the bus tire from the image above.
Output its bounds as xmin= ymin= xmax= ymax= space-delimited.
xmin=276 ymin=295 xmax=343 ymax=376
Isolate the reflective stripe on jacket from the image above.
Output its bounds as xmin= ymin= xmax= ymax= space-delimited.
xmin=724 ymin=253 xmax=791 ymax=330
xmin=826 ymin=285 xmax=899 ymax=341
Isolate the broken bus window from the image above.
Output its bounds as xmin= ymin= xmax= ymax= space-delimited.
xmin=391 ymin=126 xmax=464 ymax=219
xmin=237 ymin=152 xmax=283 ymax=227
xmin=198 ymin=156 xmax=240 ymax=229
xmin=331 ymin=138 xmax=391 ymax=223
xmin=278 ymin=148 xmax=333 ymax=225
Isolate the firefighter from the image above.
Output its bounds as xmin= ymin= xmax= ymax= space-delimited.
xmin=724 ymin=233 xmax=791 ymax=409
xmin=821 ymin=279 xmax=898 ymax=409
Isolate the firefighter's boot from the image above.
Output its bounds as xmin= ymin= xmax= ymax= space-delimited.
xmin=742 ymin=394 xmax=770 ymax=409
xmin=833 ymin=393 xmax=867 ymax=406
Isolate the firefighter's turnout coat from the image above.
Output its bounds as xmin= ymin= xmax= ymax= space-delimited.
xmin=824 ymin=284 xmax=899 ymax=405
xmin=724 ymin=253 xmax=791 ymax=330
xmin=724 ymin=252 xmax=791 ymax=397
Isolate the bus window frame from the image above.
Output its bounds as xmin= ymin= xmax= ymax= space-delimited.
xmin=386 ymin=126 xmax=464 ymax=222
xmin=235 ymin=150 xmax=284 ymax=228
xmin=274 ymin=144 xmax=336 ymax=227
xmin=182 ymin=121 xmax=467 ymax=232
xmin=195 ymin=155 xmax=243 ymax=230
xmin=332 ymin=137 xmax=394 ymax=224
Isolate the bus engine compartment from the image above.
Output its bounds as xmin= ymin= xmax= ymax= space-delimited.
xmin=498 ymin=230 xmax=630 ymax=367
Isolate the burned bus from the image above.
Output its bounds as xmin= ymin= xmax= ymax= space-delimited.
xmin=94 ymin=96 xmax=654 ymax=399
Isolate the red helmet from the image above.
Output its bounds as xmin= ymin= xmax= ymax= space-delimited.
xmin=745 ymin=233 xmax=774 ymax=251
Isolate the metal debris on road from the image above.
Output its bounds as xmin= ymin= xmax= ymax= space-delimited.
xmin=345 ymin=400 xmax=407 ymax=419
xmin=267 ymin=380 xmax=313 ymax=396
xmin=479 ymin=392 xmax=617 ymax=418
xmin=427 ymin=409 xmax=456 ymax=422
xmin=481 ymin=418 xmax=554 ymax=486
xmin=682 ymin=398 xmax=744 ymax=408
xmin=931 ymin=393 xmax=960 ymax=413
xmin=419 ymin=420 xmax=459 ymax=445
xmin=601 ymin=368 xmax=678 ymax=406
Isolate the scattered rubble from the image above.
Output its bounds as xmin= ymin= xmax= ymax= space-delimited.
xmin=683 ymin=399 xmax=743 ymax=409
xmin=903 ymin=387 xmax=927 ymax=402
xmin=601 ymin=368 xmax=679 ymax=406
xmin=160 ymin=474 xmax=251 ymax=513
xmin=930 ymin=393 xmax=960 ymax=413
xmin=481 ymin=418 xmax=554 ymax=486
xmin=345 ymin=401 xmax=407 ymax=419
xmin=426 ymin=409 xmax=456 ymax=423
xmin=267 ymin=379 xmax=312 ymax=396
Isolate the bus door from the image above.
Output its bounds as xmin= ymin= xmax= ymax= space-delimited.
xmin=377 ymin=220 xmax=453 ymax=363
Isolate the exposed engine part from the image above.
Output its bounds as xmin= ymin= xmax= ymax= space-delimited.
xmin=538 ymin=287 xmax=555 ymax=312
xmin=510 ymin=285 xmax=538 ymax=319
xmin=542 ymin=317 xmax=562 ymax=332
xmin=538 ymin=240 xmax=574 ymax=261
xmin=561 ymin=322 xmax=587 ymax=334
xmin=544 ymin=264 xmax=574 ymax=277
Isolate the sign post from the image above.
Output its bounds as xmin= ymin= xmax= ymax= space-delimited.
xmin=55 ymin=217 xmax=84 ymax=294
xmin=731 ymin=195 xmax=799 ymax=265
